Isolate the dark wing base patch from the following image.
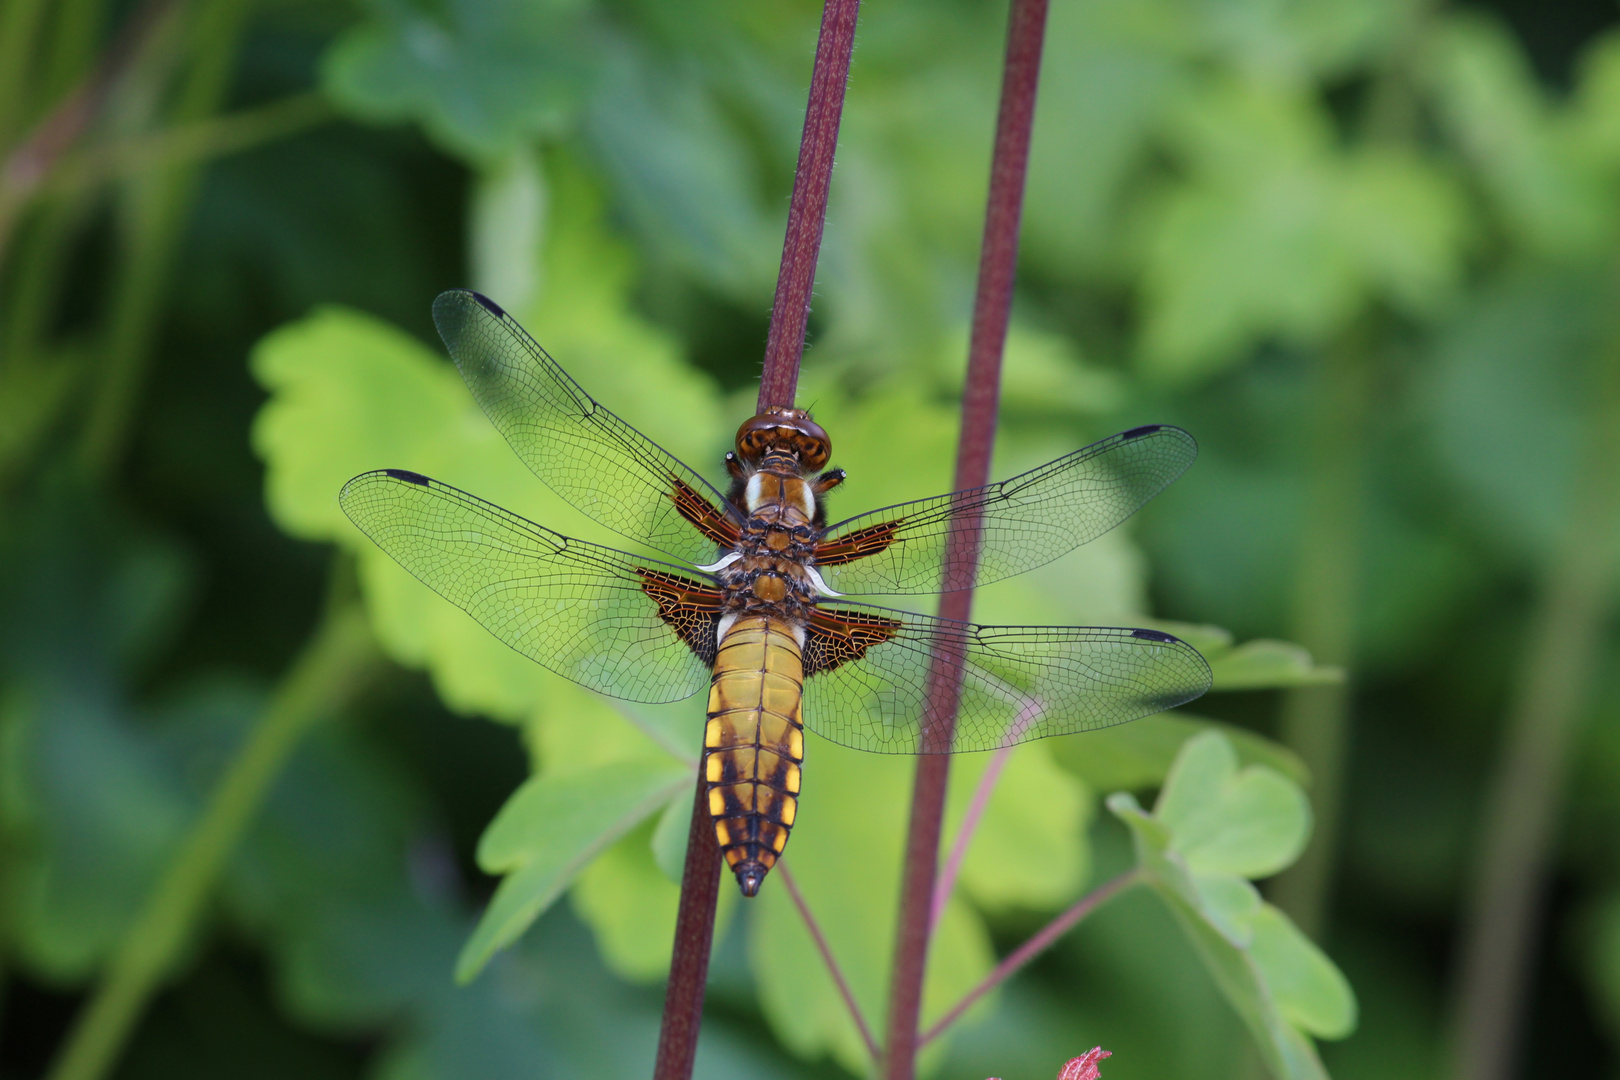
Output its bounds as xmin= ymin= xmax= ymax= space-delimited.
xmin=670 ymin=475 xmax=741 ymax=550
xmin=813 ymin=519 xmax=902 ymax=567
xmin=804 ymin=607 xmax=902 ymax=675
xmin=639 ymin=569 xmax=724 ymax=666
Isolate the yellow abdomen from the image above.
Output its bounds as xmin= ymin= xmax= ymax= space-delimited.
xmin=704 ymin=614 xmax=805 ymax=896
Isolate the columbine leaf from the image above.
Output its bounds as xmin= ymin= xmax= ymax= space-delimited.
xmin=649 ymin=787 xmax=692 ymax=885
xmin=1107 ymin=731 xmax=1355 ymax=1079
xmin=953 ymin=744 xmax=1090 ymax=912
xmin=1208 ymin=640 xmax=1342 ymax=691
xmin=584 ymin=47 xmax=778 ymax=302
xmin=1191 ymin=874 xmax=1263 ymax=948
xmin=570 ymin=819 xmax=689 ymax=982
xmin=459 ymin=760 xmax=689 ymax=982
xmin=321 ymin=0 xmax=594 ymax=163
xmin=1423 ymin=14 xmax=1616 ymax=258
xmin=1136 ymin=76 xmax=1467 ymax=382
xmin=1158 ymin=731 xmax=1311 ymax=880
xmin=1249 ymin=903 xmax=1358 ymax=1039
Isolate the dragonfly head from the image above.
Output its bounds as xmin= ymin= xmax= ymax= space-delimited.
xmin=735 ymin=407 xmax=831 ymax=471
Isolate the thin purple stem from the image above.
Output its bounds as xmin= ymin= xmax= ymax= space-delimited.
xmin=917 ymin=870 xmax=1140 ymax=1049
xmin=654 ymin=4 xmax=861 ymax=1078
xmin=778 ymin=861 xmax=881 ymax=1061
xmin=931 ymin=698 xmax=1044 ymax=930
xmin=881 ymin=2 xmax=1049 ymax=1077
xmin=930 ymin=743 xmax=1012 ymax=931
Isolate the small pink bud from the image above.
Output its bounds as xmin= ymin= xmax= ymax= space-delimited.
xmin=1057 ymin=1047 xmax=1111 ymax=1080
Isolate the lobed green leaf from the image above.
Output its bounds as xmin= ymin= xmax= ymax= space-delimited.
xmin=459 ymin=760 xmax=688 ymax=981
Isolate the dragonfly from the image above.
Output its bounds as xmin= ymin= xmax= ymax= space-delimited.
xmin=340 ymin=290 xmax=1212 ymax=897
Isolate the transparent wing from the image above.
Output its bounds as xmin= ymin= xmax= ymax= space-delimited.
xmin=340 ymin=469 xmax=716 ymax=704
xmin=433 ymin=289 xmax=739 ymax=566
xmin=815 ymin=425 xmax=1197 ymax=595
xmin=800 ymin=603 xmax=1211 ymax=754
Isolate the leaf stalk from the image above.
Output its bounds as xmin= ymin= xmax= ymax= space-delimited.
xmin=777 ymin=861 xmax=880 ymax=1061
xmin=918 ymin=869 xmax=1139 ymax=1049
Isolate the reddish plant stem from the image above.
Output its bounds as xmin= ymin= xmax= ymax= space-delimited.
xmin=654 ymin=4 xmax=861 ymax=1078
xmin=881 ymin=2 xmax=1049 ymax=1077
xmin=919 ymin=870 xmax=1138 ymax=1049
xmin=757 ymin=0 xmax=860 ymax=412
xmin=778 ymin=861 xmax=880 ymax=1061
xmin=652 ymin=777 xmax=724 ymax=1080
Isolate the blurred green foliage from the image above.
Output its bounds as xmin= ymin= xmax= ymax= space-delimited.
xmin=7 ymin=0 xmax=1620 ymax=1079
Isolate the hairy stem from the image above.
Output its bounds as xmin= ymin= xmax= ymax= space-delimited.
xmin=757 ymin=0 xmax=859 ymax=413
xmin=1447 ymin=310 xmax=1620 ymax=1080
xmin=653 ymin=4 xmax=861 ymax=1077
xmin=652 ymin=775 xmax=725 ymax=1080
xmin=918 ymin=869 xmax=1139 ymax=1048
xmin=45 ymin=602 xmax=379 ymax=1080
xmin=777 ymin=861 xmax=880 ymax=1061
xmin=1267 ymin=328 xmax=1374 ymax=938
xmin=882 ymin=2 xmax=1048 ymax=1077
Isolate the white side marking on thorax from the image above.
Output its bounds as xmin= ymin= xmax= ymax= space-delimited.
xmin=803 ymin=564 xmax=842 ymax=597
xmin=715 ymin=612 xmax=739 ymax=649
xmin=695 ymin=551 xmax=742 ymax=573
xmin=787 ymin=621 xmax=807 ymax=649
xmin=794 ymin=483 xmax=815 ymax=518
xmin=744 ymin=473 xmax=765 ymax=511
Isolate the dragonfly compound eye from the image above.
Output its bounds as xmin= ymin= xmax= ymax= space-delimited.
xmin=734 ymin=408 xmax=831 ymax=471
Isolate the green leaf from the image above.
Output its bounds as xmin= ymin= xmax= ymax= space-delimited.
xmin=952 ymin=743 xmax=1091 ymax=912
xmin=1191 ymin=874 xmax=1263 ymax=948
xmin=1135 ymin=76 xmax=1467 ymax=382
xmin=251 ymin=159 xmax=723 ymax=737
xmin=1427 ymin=263 xmax=1608 ymax=563
xmin=649 ymin=787 xmax=692 ymax=885
xmin=1208 ymin=640 xmax=1343 ymax=691
xmin=458 ymin=760 xmax=688 ymax=982
xmin=1158 ymin=731 xmax=1311 ymax=880
xmin=1423 ymin=14 xmax=1616 ymax=257
xmin=570 ymin=818 xmax=689 ymax=982
xmin=1054 ymin=711 xmax=1309 ymax=792
xmin=321 ymin=0 xmax=594 ymax=163
xmin=584 ymin=48 xmax=778 ymax=301
xmin=0 ymin=689 xmax=193 ymax=979
xmin=1138 ymin=622 xmax=1339 ymax=691
xmin=1250 ymin=903 xmax=1358 ymax=1039
xmin=1110 ymin=790 xmax=1333 ymax=1080
xmin=1106 ymin=731 xmax=1355 ymax=1077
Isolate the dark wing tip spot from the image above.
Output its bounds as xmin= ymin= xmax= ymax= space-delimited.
xmin=384 ymin=469 xmax=431 ymax=486
xmin=1131 ymin=628 xmax=1178 ymax=643
xmin=470 ymin=291 xmax=506 ymax=318
xmin=1121 ymin=424 xmax=1164 ymax=440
